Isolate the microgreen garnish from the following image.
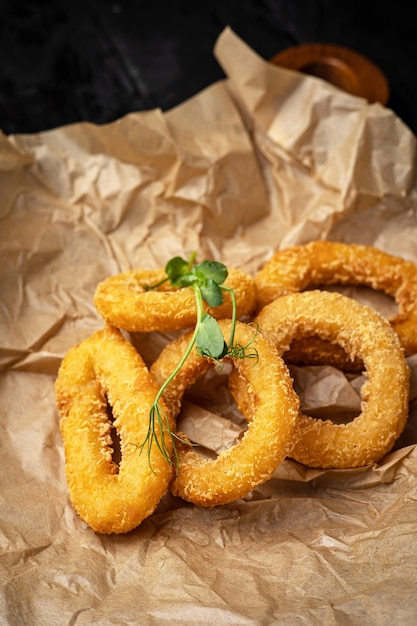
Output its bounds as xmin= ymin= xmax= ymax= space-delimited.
xmin=138 ymin=254 xmax=257 ymax=472
xmin=228 ymin=323 xmax=259 ymax=363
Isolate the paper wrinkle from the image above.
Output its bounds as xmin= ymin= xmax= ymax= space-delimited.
xmin=2 ymin=26 xmax=417 ymax=624
xmin=215 ymin=28 xmax=417 ymax=256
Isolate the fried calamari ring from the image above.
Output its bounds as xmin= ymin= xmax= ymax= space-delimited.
xmin=255 ymin=241 xmax=417 ymax=357
xmin=150 ymin=320 xmax=299 ymax=506
xmin=94 ymin=267 xmax=256 ymax=332
xmin=254 ymin=290 xmax=410 ymax=468
xmin=55 ymin=326 xmax=174 ymax=534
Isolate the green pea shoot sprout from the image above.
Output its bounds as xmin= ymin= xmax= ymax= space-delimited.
xmin=139 ymin=253 xmax=258 ymax=471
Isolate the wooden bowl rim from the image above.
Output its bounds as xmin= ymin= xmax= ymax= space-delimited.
xmin=270 ymin=43 xmax=389 ymax=105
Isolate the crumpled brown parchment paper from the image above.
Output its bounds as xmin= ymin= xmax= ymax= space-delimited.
xmin=1 ymin=27 xmax=417 ymax=625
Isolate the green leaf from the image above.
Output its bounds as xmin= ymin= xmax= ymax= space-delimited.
xmin=165 ymin=256 xmax=192 ymax=285
xmin=199 ymin=279 xmax=223 ymax=307
xmin=192 ymin=260 xmax=228 ymax=285
xmin=196 ymin=314 xmax=228 ymax=359
xmin=176 ymin=272 xmax=198 ymax=288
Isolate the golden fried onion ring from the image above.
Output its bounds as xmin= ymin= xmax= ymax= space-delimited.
xmin=150 ymin=319 xmax=300 ymax=506
xmin=253 ymin=290 xmax=410 ymax=468
xmin=255 ymin=241 xmax=417 ymax=357
xmin=55 ymin=326 xmax=174 ymax=534
xmin=94 ymin=267 xmax=256 ymax=332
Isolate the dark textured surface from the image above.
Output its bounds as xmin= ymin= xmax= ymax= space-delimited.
xmin=1 ymin=0 xmax=416 ymax=136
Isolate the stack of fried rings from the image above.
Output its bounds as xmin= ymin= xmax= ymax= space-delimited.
xmin=55 ymin=266 xmax=261 ymax=531
xmin=255 ymin=240 xmax=417 ymax=364
xmin=55 ymin=243 xmax=415 ymax=531
xmin=230 ymin=290 xmax=410 ymax=469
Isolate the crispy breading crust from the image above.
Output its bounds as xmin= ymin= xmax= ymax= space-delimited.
xmin=94 ymin=267 xmax=256 ymax=332
xmin=150 ymin=320 xmax=300 ymax=507
xmin=55 ymin=326 xmax=174 ymax=534
xmin=254 ymin=241 xmax=417 ymax=358
xmin=255 ymin=290 xmax=410 ymax=468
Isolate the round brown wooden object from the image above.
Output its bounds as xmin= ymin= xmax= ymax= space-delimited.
xmin=270 ymin=43 xmax=389 ymax=105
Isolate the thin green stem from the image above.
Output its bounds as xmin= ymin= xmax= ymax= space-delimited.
xmin=143 ymin=276 xmax=169 ymax=291
xmin=220 ymin=285 xmax=237 ymax=348
xmin=152 ymin=284 xmax=204 ymax=409
xmin=139 ymin=256 xmax=257 ymax=473
xmin=139 ymin=283 xmax=204 ymax=471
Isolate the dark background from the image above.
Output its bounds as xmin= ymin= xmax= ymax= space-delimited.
xmin=1 ymin=0 xmax=416 ymax=136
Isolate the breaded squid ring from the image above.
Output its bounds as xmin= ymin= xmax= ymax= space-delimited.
xmin=254 ymin=290 xmax=410 ymax=468
xmin=94 ymin=267 xmax=256 ymax=332
xmin=150 ymin=320 xmax=300 ymax=506
xmin=255 ymin=241 xmax=417 ymax=357
xmin=55 ymin=326 xmax=174 ymax=534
